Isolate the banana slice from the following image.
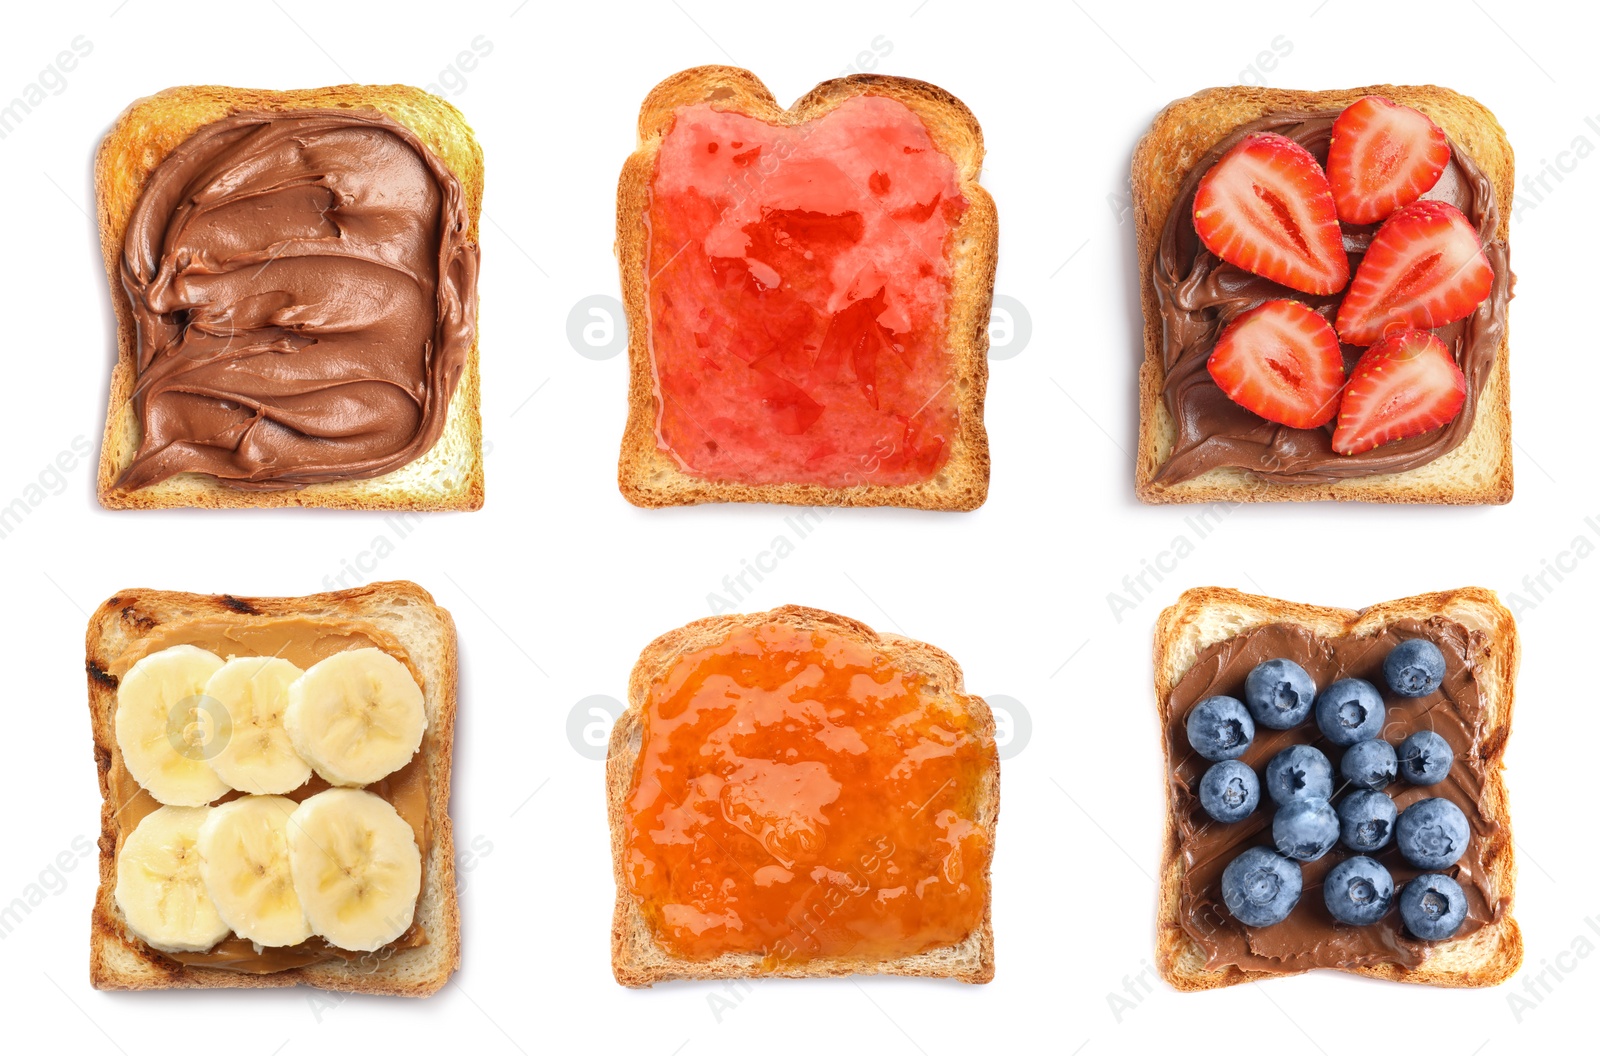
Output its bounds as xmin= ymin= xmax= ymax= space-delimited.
xmin=284 ymin=648 xmax=426 ymax=786
xmin=197 ymin=795 xmax=311 ymax=948
xmin=116 ymin=644 xmax=229 ymax=806
xmin=115 ymin=805 xmax=230 ymax=952
xmin=204 ymin=657 xmax=311 ymax=794
xmin=287 ymin=788 xmax=421 ymax=951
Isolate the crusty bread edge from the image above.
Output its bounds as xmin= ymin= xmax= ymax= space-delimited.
xmin=94 ymin=84 xmax=484 ymax=511
xmin=605 ymin=604 xmax=998 ymax=985
xmin=86 ymin=580 xmax=460 ymax=996
xmin=1131 ymin=85 xmax=1514 ymax=506
xmin=1151 ymin=586 xmax=1522 ymax=990
xmin=615 ymin=66 xmax=995 ymax=511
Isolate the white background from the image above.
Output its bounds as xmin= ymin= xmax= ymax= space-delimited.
xmin=1 ymin=0 xmax=1594 ymax=1052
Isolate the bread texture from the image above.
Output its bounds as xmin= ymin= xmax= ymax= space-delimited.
xmin=607 ymin=605 xmax=998 ymax=985
xmin=95 ymin=84 xmax=484 ymax=511
xmin=1133 ymin=85 xmax=1514 ymax=505
xmin=615 ymin=66 xmax=995 ymax=510
xmin=1153 ymin=586 xmax=1521 ymax=990
xmin=86 ymin=580 xmax=460 ymax=995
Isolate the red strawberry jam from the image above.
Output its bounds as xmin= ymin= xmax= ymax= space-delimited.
xmin=645 ymin=96 xmax=967 ymax=487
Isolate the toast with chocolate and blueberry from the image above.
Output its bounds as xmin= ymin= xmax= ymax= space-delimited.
xmin=1153 ymin=586 xmax=1521 ymax=989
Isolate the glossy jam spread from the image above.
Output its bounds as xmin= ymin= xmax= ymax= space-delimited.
xmin=624 ymin=623 xmax=992 ymax=964
xmin=645 ymin=96 xmax=967 ymax=487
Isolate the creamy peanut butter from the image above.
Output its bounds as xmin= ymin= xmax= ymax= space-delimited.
xmin=105 ymin=616 xmax=431 ymax=973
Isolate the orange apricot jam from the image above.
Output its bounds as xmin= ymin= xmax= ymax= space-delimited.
xmin=624 ymin=622 xmax=994 ymax=965
xmin=644 ymin=95 xmax=968 ymax=487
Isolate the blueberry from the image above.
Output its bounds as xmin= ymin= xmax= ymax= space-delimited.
xmin=1264 ymin=744 xmax=1333 ymax=806
xmin=1199 ymin=760 xmax=1260 ymax=823
xmin=1186 ymin=695 xmax=1255 ymax=761
xmin=1314 ymin=678 xmax=1386 ymax=746
xmin=1399 ymin=873 xmax=1468 ymax=940
xmin=1273 ymin=798 xmax=1340 ymax=861
xmin=1323 ymin=856 xmax=1395 ymax=925
xmin=1221 ymin=846 xmax=1302 ymax=927
xmin=1397 ymin=730 xmax=1454 ymax=786
xmin=1243 ymin=658 xmax=1316 ymax=730
xmin=1385 ymin=639 xmax=1446 ymax=698
xmin=1337 ymin=789 xmax=1398 ymax=852
xmin=1341 ymin=739 xmax=1398 ymax=790
xmin=1395 ymin=797 xmax=1471 ymax=869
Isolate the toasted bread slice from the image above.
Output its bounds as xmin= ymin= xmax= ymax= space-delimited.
xmin=1133 ymin=85 xmax=1513 ymax=505
xmin=615 ymin=67 xmax=996 ymax=510
xmin=95 ymin=84 xmax=484 ymax=511
xmin=607 ymin=605 xmax=998 ymax=985
xmin=1153 ymin=586 xmax=1521 ymax=990
xmin=87 ymin=581 xmax=460 ymax=995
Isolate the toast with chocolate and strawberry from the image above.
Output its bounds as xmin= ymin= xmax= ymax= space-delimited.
xmin=1133 ymin=86 xmax=1513 ymax=505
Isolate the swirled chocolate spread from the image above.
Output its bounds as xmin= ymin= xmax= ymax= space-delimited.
xmin=1152 ymin=112 xmax=1511 ymax=485
xmin=117 ymin=109 xmax=478 ymax=490
xmin=1166 ymin=618 xmax=1509 ymax=973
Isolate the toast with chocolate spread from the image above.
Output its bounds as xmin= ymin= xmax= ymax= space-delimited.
xmin=87 ymin=581 xmax=461 ymax=995
xmin=95 ymin=85 xmax=483 ymax=510
xmin=615 ymin=67 xmax=995 ymax=510
xmin=1133 ymin=85 xmax=1513 ymax=505
xmin=606 ymin=605 xmax=998 ymax=985
xmin=1153 ymin=586 xmax=1521 ymax=989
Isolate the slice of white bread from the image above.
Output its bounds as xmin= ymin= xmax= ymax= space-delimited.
xmin=615 ymin=66 xmax=995 ymax=511
xmin=1133 ymin=85 xmax=1513 ymax=505
xmin=1153 ymin=586 xmax=1521 ymax=989
xmin=95 ymin=84 xmax=483 ymax=511
xmin=87 ymin=581 xmax=460 ymax=995
xmin=606 ymin=605 xmax=998 ymax=985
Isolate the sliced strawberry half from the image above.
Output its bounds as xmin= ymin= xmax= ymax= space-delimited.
xmin=1193 ymin=132 xmax=1349 ymax=296
xmin=1332 ymin=329 xmax=1466 ymax=455
xmin=1334 ymin=200 xmax=1493 ymax=345
xmin=1327 ymin=96 xmax=1450 ymax=225
xmin=1207 ymin=299 xmax=1346 ymax=429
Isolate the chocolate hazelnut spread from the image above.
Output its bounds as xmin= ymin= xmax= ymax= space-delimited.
xmin=1166 ymin=618 xmax=1509 ymax=973
xmin=103 ymin=616 xmax=431 ymax=973
xmin=1152 ymin=111 xmax=1511 ymax=485
xmin=117 ymin=109 xmax=478 ymax=491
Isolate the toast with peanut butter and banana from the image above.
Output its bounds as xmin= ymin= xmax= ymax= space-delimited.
xmin=87 ymin=581 xmax=459 ymax=995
